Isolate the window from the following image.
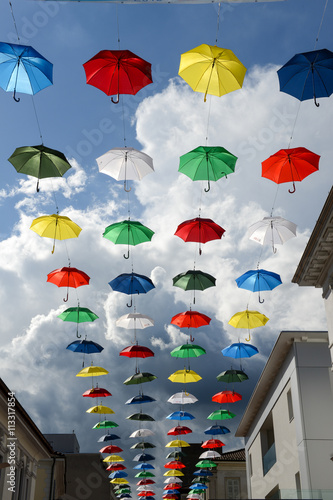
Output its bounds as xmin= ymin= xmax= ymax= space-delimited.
xmin=225 ymin=477 xmax=240 ymax=499
xmin=265 ymin=485 xmax=280 ymax=499
xmin=287 ymin=389 xmax=294 ymax=421
xmin=261 ymin=413 xmax=276 ymax=475
xmin=249 ymin=453 xmax=253 ymax=477
xmin=295 ymin=472 xmax=302 ymax=499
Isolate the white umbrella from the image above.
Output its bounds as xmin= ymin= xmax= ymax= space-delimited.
xmin=164 ymin=477 xmax=183 ymax=484
xmin=187 ymin=495 xmax=203 ymax=499
xmin=96 ymin=147 xmax=154 ymax=191
xmin=116 ymin=313 xmax=154 ymax=330
xmin=199 ymin=450 xmax=221 ymax=459
xmin=129 ymin=429 xmax=155 ymax=438
xmin=167 ymin=391 xmax=198 ymax=405
xmin=137 ymin=486 xmax=156 ymax=491
xmin=248 ymin=216 xmax=297 ymax=253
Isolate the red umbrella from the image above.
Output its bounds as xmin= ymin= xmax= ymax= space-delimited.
xmin=164 ymin=461 xmax=186 ymax=469
xmin=175 ymin=217 xmax=225 ymax=254
xmin=163 ymin=495 xmax=179 ymax=499
xmin=171 ymin=311 xmax=211 ymax=329
xmin=163 ymin=484 xmax=182 ymax=490
xmin=83 ymin=49 xmax=153 ymax=103
xmin=119 ymin=345 xmax=154 ymax=358
xmin=137 ymin=479 xmax=155 ymax=486
xmin=82 ymin=387 xmax=112 ymax=398
xmin=138 ymin=491 xmax=155 ymax=497
xmin=47 ymin=266 xmax=90 ymax=302
xmin=261 ymin=147 xmax=320 ymax=193
xmin=167 ymin=426 xmax=192 ymax=436
xmin=99 ymin=445 xmax=123 ymax=454
xmin=201 ymin=439 xmax=225 ymax=448
xmin=212 ymin=390 xmax=242 ymax=404
xmin=106 ymin=463 xmax=126 ymax=471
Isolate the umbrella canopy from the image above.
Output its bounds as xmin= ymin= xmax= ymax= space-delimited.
xmin=8 ymin=145 xmax=71 ymax=192
xmin=67 ymin=339 xmax=103 ymax=355
xmin=86 ymin=405 xmax=114 ymax=414
xmin=175 ymin=217 xmax=225 ymax=255
xmin=103 ymin=455 xmax=124 ymax=462
xmin=168 ymin=369 xmax=202 ymax=384
xmin=83 ymin=49 xmax=152 ymax=103
xmin=277 ymin=48 xmax=333 ymax=106
xmin=100 ymin=445 xmax=123 ymax=454
xmin=123 ymin=372 xmax=157 ymax=385
xmin=207 ymin=409 xmax=236 ymax=420
xmin=248 ymin=216 xmax=297 ymax=253
xmin=59 ymin=307 xmax=99 ymax=338
xmin=98 ymin=433 xmax=120 ymax=442
xmin=171 ymin=311 xmax=211 ymax=329
xmin=228 ymin=309 xmax=269 ymax=341
xmin=97 ymin=147 xmax=154 ymax=191
xmin=109 ymin=272 xmax=155 ymax=307
xmin=193 ymin=469 xmax=213 ymax=477
xmin=130 ymin=429 xmax=155 ymax=438
xmin=92 ymin=421 xmax=118 ymax=429
xmin=103 ymin=220 xmax=154 ymax=259
xmin=76 ymin=364 xmax=108 ymax=377
xmin=216 ymin=369 xmax=249 ymax=383
xmin=172 ymin=270 xmax=216 ymax=303
xmin=190 ymin=483 xmax=208 ymax=489
xmin=164 ymin=461 xmax=186 ymax=469
xmin=126 ymin=394 xmax=156 ymax=405
xmin=120 ymin=345 xmax=154 ymax=359
xmin=167 ymin=426 xmax=192 ymax=436
xmin=108 ymin=471 xmax=128 ymax=479
xmin=163 ymin=470 xmax=184 ymax=477
xmin=165 ymin=440 xmax=190 ymax=448
xmin=83 ymin=387 xmax=111 ymax=398
xmin=167 ymin=392 xmax=198 ymax=405
xmin=116 ymin=313 xmax=154 ymax=330
xmin=261 ymin=147 xmax=320 ymax=193
xmin=47 ymin=266 xmax=90 ymax=301
xmin=137 ymin=479 xmax=155 ymax=485
xmin=126 ymin=412 xmax=155 ymax=422
xmin=212 ymin=391 xmax=242 ymax=404
xmin=0 ymin=42 xmax=53 ymax=101
xmin=222 ymin=342 xmax=259 ymax=359
xmin=137 ymin=491 xmax=155 ymax=497
xmin=166 ymin=411 xmax=195 ymax=421
xmin=201 ymin=439 xmax=225 ymax=448
xmin=195 ymin=460 xmax=217 ymax=468
xmin=106 ymin=463 xmax=126 ymax=470
xmin=135 ymin=471 xmax=155 ymax=478
xmin=134 ymin=463 xmax=155 ymax=470
xmin=235 ymin=269 xmax=282 ymax=303
xmin=178 ymin=146 xmax=237 ymax=192
xmin=170 ymin=344 xmax=206 ymax=358
xmin=131 ymin=442 xmax=155 ymax=450
xmin=164 ymin=477 xmax=183 ymax=484
xmin=166 ymin=451 xmax=187 ymax=459
xmin=30 ymin=214 xmax=81 ymax=254
xmin=163 ymin=484 xmax=181 ymax=490
xmin=204 ymin=425 xmax=230 ymax=435
xmin=133 ymin=453 xmax=155 ymax=462
xmin=199 ymin=450 xmax=221 ymax=459
xmin=178 ymin=44 xmax=246 ymax=102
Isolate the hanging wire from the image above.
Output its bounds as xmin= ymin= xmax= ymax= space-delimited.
xmin=314 ymin=0 xmax=329 ymax=49
xmin=116 ymin=4 xmax=121 ymax=50
xmin=215 ymin=3 xmax=221 ymax=45
xmin=31 ymin=96 xmax=44 ymax=143
xmin=9 ymin=1 xmax=20 ymax=42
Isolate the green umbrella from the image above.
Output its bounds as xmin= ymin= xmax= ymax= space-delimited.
xmin=216 ymin=369 xmax=249 ymax=383
xmin=170 ymin=344 xmax=206 ymax=358
xmin=195 ymin=460 xmax=217 ymax=468
xmin=172 ymin=270 xmax=216 ymax=304
xmin=8 ymin=144 xmax=71 ymax=192
xmin=58 ymin=306 xmax=99 ymax=338
xmin=207 ymin=409 xmax=236 ymax=420
xmin=103 ymin=220 xmax=154 ymax=259
xmin=123 ymin=372 xmax=157 ymax=385
xmin=178 ymin=145 xmax=237 ymax=192
xmin=93 ymin=421 xmax=119 ymax=429
xmin=135 ymin=471 xmax=155 ymax=478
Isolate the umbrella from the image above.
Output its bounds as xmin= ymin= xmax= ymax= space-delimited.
xmin=67 ymin=339 xmax=103 ymax=354
xmin=175 ymin=217 xmax=225 ymax=255
xmin=204 ymin=425 xmax=230 ymax=435
xmin=167 ymin=426 xmax=192 ymax=436
xmin=164 ymin=477 xmax=183 ymax=484
xmin=123 ymin=372 xmax=157 ymax=385
xmin=170 ymin=344 xmax=206 ymax=358
xmin=47 ymin=266 xmax=90 ymax=302
xmin=134 ymin=463 xmax=155 ymax=470
xmin=137 ymin=479 xmax=155 ymax=485
xmin=83 ymin=49 xmax=152 ymax=103
xmin=190 ymin=484 xmax=208 ymax=489
xmin=166 ymin=411 xmax=195 ymax=421
xmin=111 ymin=479 xmax=129 ymax=485
xmin=178 ymin=146 xmax=237 ymax=192
xmin=83 ymin=387 xmax=111 ymax=398
xmin=164 ymin=461 xmax=186 ymax=469
xmin=199 ymin=450 xmax=221 ymax=459
xmin=261 ymin=147 xmax=320 ymax=193
xmin=133 ymin=453 xmax=155 ymax=461
xmin=207 ymin=409 xmax=236 ymax=420
xmin=166 ymin=451 xmax=186 ymax=459
xmin=165 ymin=440 xmax=190 ymax=448
xmin=248 ymin=216 xmax=297 ymax=253
xmin=170 ymin=311 xmax=211 ymax=334
xmin=178 ymin=43 xmax=246 ymax=102
xmin=235 ymin=269 xmax=282 ymax=303
xmin=222 ymin=342 xmax=259 ymax=359
xmin=130 ymin=430 xmax=155 ymax=438
xmin=168 ymin=369 xmax=202 ymax=384
xmin=103 ymin=220 xmax=154 ymax=259
xmin=86 ymin=405 xmax=114 ymax=414
xmin=126 ymin=394 xmax=156 ymax=405
xmin=135 ymin=471 xmax=155 ymax=478
xmin=167 ymin=392 xmax=198 ymax=405
xmin=228 ymin=309 xmax=269 ymax=342
xmin=30 ymin=214 xmax=82 ymax=254
xmin=216 ymin=369 xmax=249 ymax=383
xmin=163 ymin=484 xmax=181 ymax=490
xmin=193 ymin=469 xmax=213 ymax=477
xmin=8 ymin=145 xmax=71 ymax=192
xmin=119 ymin=345 xmax=154 ymax=358
xmin=109 ymin=471 xmax=128 ymax=479
xmin=109 ymin=272 xmax=155 ymax=308
xmin=0 ymin=42 xmax=53 ymax=101
xmin=126 ymin=412 xmax=155 ymax=422
xmin=131 ymin=442 xmax=155 ymax=450
xmin=116 ymin=313 xmax=154 ymax=330
xmin=103 ymin=455 xmax=124 ymax=463
xmin=76 ymin=364 xmax=108 ymax=377
xmin=97 ymin=147 xmax=154 ymax=191
xmin=172 ymin=270 xmax=216 ymax=303
xmin=100 ymin=445 xmax=123 ymax=453
xmin=195 ymin=460 xmax=217 ymax=468
xmin=201 ymin=439 xmax=225 ymax=448
xmin=106 ymin=463 xmax=126 ymax=470
xmin=277 ymin=48 xmax=333 ymax=106
xmin=163 ymin=470 xmax=184 ymax=477
xmin=58 ymin=306 xmax=99 ymax=338
xmin=137 ymin=491 xmax=155 ymax=497
xmin=98 ymin=434 xmax=120 ymax=442
xmin=92 ymin=421 xmax=118 ymax=429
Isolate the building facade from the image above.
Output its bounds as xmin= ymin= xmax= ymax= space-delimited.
xmin=206 ymin=449 xmax=247 ymax=500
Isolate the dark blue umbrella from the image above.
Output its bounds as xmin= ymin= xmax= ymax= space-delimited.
xmin=166 ymin=411 xmax=195 ymax=420
xmin=98 ymin=433 xmax=120 ymax=442
xmin=235 ymin=268 xmax=282 ymax=303
xmin=109 ymin=272 xmax=155 ymax=307
xmin=118 ymin=495 xmax=131 ymax=499
xmin=133 ymin=463 xmax=155 ymax=470
xmin=0 ymin=42 xmax=53 ymax=101
xmin=66 ymin=339 xmax=104 ymax=354
xmin=125 ymin=394 xmax=156 ymax=404
xmin=164 ymin=490 xmax=180 ymax=495
xmin=133 ymin=453 xmax=155 ymax=462
xmin=190 ymin=483 xmax=208 ymax=490
xmin=193 ymin=469 xmax=213 ymax=477
xmin=277 ymin=48 xmax=333 ymax=107
xmin=108 ymin=471 xmax=128 ymax=479
xmin=204 ymin=424 xmax=230 ymax=435
xmin=222 ymin=342 xmax=259 ymax=359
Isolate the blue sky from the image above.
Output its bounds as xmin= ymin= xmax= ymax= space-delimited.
xmin=0 ymin=0 xmax=332 ymax=495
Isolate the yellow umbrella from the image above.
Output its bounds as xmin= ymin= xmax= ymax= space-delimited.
xmin=163 ymin=470 xmax=184 ymax=477
xmin=110 ymin=478 xmax=129 ymax=484
xmin=103 ymin=454 xmax=124 ymax=462
xmin=165 ymin=440 xmax=190 ymax=448
xmin=168 ymin=369 xmax=202 ymax=384
xmin=228 ymin=309 xmax=269 ymax=341
xmin=30 ymin=213 xmax=82 ymax=253
xmin=86 ymin=405 xmax=114 ymax=414
xmin=178 ymin=44 xmax=247 ymax=102
xmin=76 ymin=365 xmax=109 ymax=377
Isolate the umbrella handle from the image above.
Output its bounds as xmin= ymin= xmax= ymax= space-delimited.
xmin=245 ymin=330 xmax=251 ymax=342
xmin=76 ymin=324 xmax=81 ymax=338
xmin=63 ymin=290 xmax=69 ymax=302
xmin=258 ymin=295 xmax=265 ymax=304
xmin=127 ymin=297 xmax=133 ymax=308
xmin=204 ymin=180 xmax=211 ymax=192
xmin=314 ymin=97 xmax=320 ymax=107
xmin=190 ymin=335 xmax=195 ymax=343
xmin=111 ymin=94 xmax=120 ymax=104
xmin=36 ymin=179 xmax=40 ymax=192
xmin=124 ymin=180 xmax=131 ymax=192
xmin=123 ymin=249 xmax=130 ymax=259
xmin=288 ymin=181 xmax=296 ymax=194
xmin=273 ymin=246 xmax=277 ymax=254
xmin=13 ymin=89 xmax=20 ymax=102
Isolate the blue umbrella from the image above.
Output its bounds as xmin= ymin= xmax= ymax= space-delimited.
xmin=133 ymin=453 xmax=155 ymax=462
xmin=0 ymin=42 xmax=53 ymax=101
xmin=98 ymin=433 xmax=120 ymax=442
xmin=109 ymin=272 xmax=155 ymax=307
xmin=193 ymin=469 xmax=213 ymax=477
xmin=235 ymin=268 xmax=282 ymax=303
xmin=190 ymin=484 xmax=208 ymax=490
xmin=277 ymin=48 xmax=333 ymax=107
xmin=166 ymin=411 xmax=195 ymax=420
xmin=204 ymin=424 xmax=230 ymax=435
xmin=164 ymin=490 xmax=180 ymax=495
xmin=133 ymin=463 xmax=155 ymax=470
xmin=66 ymin=339 xmax=104 ymax=354
xmin=222 ymin=342 xmax=259 ymax=359
xmin=109 ymin=471 xmax=128 ymax=479
xmin=125 ymin=394 xmax=156 ymax=404
xmin=118 ymin=495 xmax=131 ymax=499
